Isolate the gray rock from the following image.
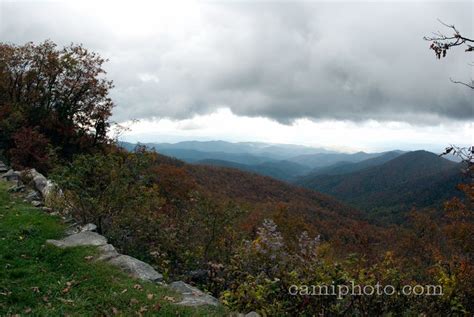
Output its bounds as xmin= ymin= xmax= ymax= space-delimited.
xmin=65 ymin=223 xmax=97 ymax=235
xmin=2 ymin=169 xmax=20 ymax=182
xmin=21 ymin=169 xmax=56 ymax=199
xmin=81 ymin=223 xmax=97 ymax=232
xmin=96 ymin=244 xmax=120 ymax=261
xmin=0 ymin=161 xmax=8 ymax=173
xmin=25 ymin=190 xmax=41 ymax=202
xmin=169 ymin=281 xmax=219 ymax=307
xmin=245 ymin=312 xmax=260 ymax=317
xmin=108 ymin=255 xmax=163 ymax=282
xmin=46 ymin=231 xmax=107 ymax=248
xmin=31 ymin=200 xmax=43 ymax=207
xmin=64 ymin=226 xmax=80 ymax=235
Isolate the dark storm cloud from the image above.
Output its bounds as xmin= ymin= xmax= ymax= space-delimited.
xmin=1 ymin=0 xmax=472 ymax=124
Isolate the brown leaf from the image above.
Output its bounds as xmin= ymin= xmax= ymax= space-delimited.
xmin=42 ymin=296 xmax=49 ymax=302
xmin=163 ymin=296 xmax=176 ymax=302
xmin=152 ymin=303 xmax=161 ymax=312
xmin=147 ymin=293 xmax=154 ymax=300
xmin=24 ymin=307 xmax=32 ymax=313
xmin=139 ymin=306 xmax=148 ymax=313
xmin=130 ymin=298 xmax=139 ymax=305
xmin=31 ymin=287 xmax=40 ymax=293
xmin=111 ymin=307 xmax=119 ymax=315
xmin=133 ymin=284 xmax=142 ymax=290
xmin=84 ymin=255 xmax=94 ymax=261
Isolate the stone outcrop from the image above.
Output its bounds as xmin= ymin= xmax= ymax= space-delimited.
xmin=2 ymin=162 xmax=220 ymax=308
xmin=96 ymin=244 xmax=120 ymax=261
xmin=46 ymin=223 xmax=164 ymax=283
xmin=169 ymin=281 xmax=219 ymax=307
xmin=21 ymin=169 xmax=56 ymax=200
xmin=108 ymin=255 xmax=163 ymax=282
xmin=46 ymin=231 xmax=108 ymax=248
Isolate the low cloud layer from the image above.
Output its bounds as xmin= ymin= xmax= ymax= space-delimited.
xmin=1 ymin=0 xmax=472 ymax=124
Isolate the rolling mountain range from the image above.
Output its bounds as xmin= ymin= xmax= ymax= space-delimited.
xmin=120 ymin=140 xmax=465 ymax=225
xmin=119 ymin=141 xmax=399 ymax=180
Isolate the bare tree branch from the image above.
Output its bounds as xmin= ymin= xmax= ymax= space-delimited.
xmin=425 ymin=20 xmax=474 ymax=89
xmin=450 ymin=78 xmax=474 ymax=89
xmin=424 ymin=19 xmax=474 ymax=59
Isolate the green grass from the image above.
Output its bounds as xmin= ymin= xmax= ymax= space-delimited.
xmin=0 ymin=180 xmax=226 ymax=316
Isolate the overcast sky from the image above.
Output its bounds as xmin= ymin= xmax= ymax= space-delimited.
xmin=1 ymin=0 xmax=472 ymax=152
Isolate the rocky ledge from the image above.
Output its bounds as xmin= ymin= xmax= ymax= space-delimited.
xmin=46 ymin=222 xmax=222 ymax=306
xmin=1 ymin=160 xmax=260 ymax=314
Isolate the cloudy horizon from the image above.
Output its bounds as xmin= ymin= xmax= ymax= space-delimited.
xmin=1 ymin=0 xmax=472 ymax=152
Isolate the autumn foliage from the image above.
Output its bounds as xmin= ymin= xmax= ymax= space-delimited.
xmin=0 ymin=40 xmax=113 ymax=171
xmin=1 ymin=41 xmax=473 ymax=315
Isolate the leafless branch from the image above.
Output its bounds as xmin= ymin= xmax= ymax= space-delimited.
xmin=424 ymin=19 xmax=474 ymax=59
xmin=450 ymin=78 xmax=474 ymax=89
xmin=440 ymin=145 xmax=474 ymax=179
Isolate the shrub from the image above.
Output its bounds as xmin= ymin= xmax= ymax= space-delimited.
xmin=8 ymin=127 xmax=57 ymax=174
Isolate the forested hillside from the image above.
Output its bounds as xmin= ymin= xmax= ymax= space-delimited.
xmin=1 ymin=41 xmax=473 ymax=316
xmin=304 ymin=150 xmax=404 ymax=176
xmin=297 ymin=151 xmax=464 ymax=223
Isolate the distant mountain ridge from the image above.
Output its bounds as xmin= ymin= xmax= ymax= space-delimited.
xmin=119 ymin=140 xmax=387 ymax=181
xmin=304 ymin=151 xmax=405 ymax=176
xmin=296 ymin=150 xmax=463 ymax=224
xmin=123 ymin=140 xmax=334 ymax=160
xmin=196 ymin=159 xmax=311 ymax=182
xmin=287 ymin=151 xmax=389 ymax=169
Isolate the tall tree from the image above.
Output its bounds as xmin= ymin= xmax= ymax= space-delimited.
xmin=0 ymin=40 xmax=114 ymax=170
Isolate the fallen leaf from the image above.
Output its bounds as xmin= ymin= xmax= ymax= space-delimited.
xmin=42 ymin=296 xmax=49 ymax=302
xmin=24 ymin=307 xmax=32 ymax=313
xmin=133 ymin=284 xmax=143 ymax=290
xmin=111 ymin=307 xmax=119 ymax=315
xmin=130 ymin=298 xmax=139 ymax=305
xmin=163 ymin=296 xmax=176 ymax=302
xmin=139 ymin=306 xmax=148 ymax=313
xmin=147 ymin=293 xmax=154 ymax=300
xmin=121 ymin=289 xmax=128 ymax=294
xmin=31 ymin=287 xmax=40 ymax=293
xmin=84 ymin=256 xmax=94 ymax=261
xmin=152 ymin=303 xmax=161 ymax=312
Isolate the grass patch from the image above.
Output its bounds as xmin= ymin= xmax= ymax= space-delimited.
xmin=0 ymin=181 xmax=226 ymax=316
